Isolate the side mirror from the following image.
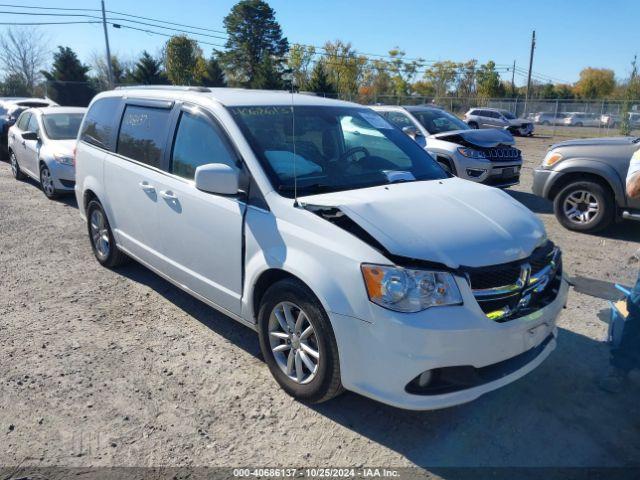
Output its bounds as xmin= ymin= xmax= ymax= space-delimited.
xmin=402 ymin=126 xmax=423 ymax=138
xmin=194 ymin=163 xmax=240 ymax=195
xmin=22 ymin=131 xmax=38 ymax=141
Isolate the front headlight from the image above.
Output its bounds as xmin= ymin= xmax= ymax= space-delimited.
xmin=542 ymin=151 xmax=563 ymax=167
xmin=53 ymin=153 xmax=74 ymax=165
xmin=457 ymin=147 xmax=487 ymax=159
xmin=361 ymin=264 xmax=462 ymax=313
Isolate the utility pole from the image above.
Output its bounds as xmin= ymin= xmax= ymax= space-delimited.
xmin=511 ymin=60 xmax=516 ymax=97
xmin=101 ymin=0 xmax=114 ymax=88
xmin=524 ymin=30 xmax=536 ymax=115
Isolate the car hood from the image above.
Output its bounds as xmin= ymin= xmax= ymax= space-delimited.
xmin=428 ymin=128 xmax=515 ymax=147
xmin=552 ymin=136 xmax=639 ymax=149
xmin=45 ymin=139 xmax=76 ymax=155
xmin=300 ymin=178 xmax=545 ymax=269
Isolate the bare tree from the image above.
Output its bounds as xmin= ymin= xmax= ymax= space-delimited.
xmin=0 ymin=28 xmax=49 ymax=94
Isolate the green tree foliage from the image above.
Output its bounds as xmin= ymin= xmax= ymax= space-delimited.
xmin=456 ymin=60 xmax=477 ymax=98
xmin=131 ymin=51 xmax=167 ymax=85
xmin=92 ymin=54 xmax=132 ymax=89
xmin=574 ymin=67 xmax=615 ymax=99
xmin=202 ymin=53 xmax=226 ymax=87
xmin=252 ymin=55 xmax=283 ymax=89
xmin=42 ymin=46 xmax=95 ymax=106
xmin=477 ymin=60 xmax=504 ymax=98
xmin=0 ymin=73 xmax=29 ymax=96
xmin=386 ymin=48 xmax=423 ymax=98
xmin=322 ymin=40 xmax=367 ymax=97
xmin=287 ymin=44 xmax=315 ymax=90
xmin=620 ymin=56 xmax=638 ymax=135
xmin=219 ymin=0 xmax=288 ymax=87
xmin=164 ymin=35 xmax=203 ymax=85
xmin=307 ymin=60 xmax=335 ymax=96
xmin=423 ymin=61 xmax=460 ymax=98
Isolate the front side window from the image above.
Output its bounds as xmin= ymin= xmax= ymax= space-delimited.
xmin=412 ymin=109 xmax=469 ymax=134
xmin=16 ymin=112 xmax=31 ymax=130
xmin=117 ymin=105 xmax=171 ymax=168
xmin=230 ymin=105 xmax=446 ymax=198
xmin=42 ymin=113 xmax=84 ymax=140
xmin=170 ymin=111 xmax=237 ymax=179
xmin=27 ymin=114 xmax=40 ymax=134
xmin=80 ymin=97 xmax=121 ymax=150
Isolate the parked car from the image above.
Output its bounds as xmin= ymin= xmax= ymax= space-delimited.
xmin=1 ymin=97 xmax=58 ymax=158
xmin=600 ymin=112 xmax=640 ymax=129
xmin=532 ymin=136 xmax=640 ymax=232
xmin=562 ymin=112 xmax=600 ymax=127
xmin=371 ymin=105 xmax=522 ymax=187
xmin=533 ymin=112 xmax=568 ymax=126
xmin=464 ymin=108 xmax=534 ymax=136
xmin=9 ymin=107 xmax=86 ymax=199
xmin=75 ymin=86 xmax=568 ymax=410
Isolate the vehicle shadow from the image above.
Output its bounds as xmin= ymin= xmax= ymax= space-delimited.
xmin=116 ymin=261 xmax=261 ymax=360
xmin=307 ymin=326 xmax=640 ymax=468
xmin=507 ymin=190 xmax=554 ymax=214
xmin=19 ymin=176 xmax=78 ymax=208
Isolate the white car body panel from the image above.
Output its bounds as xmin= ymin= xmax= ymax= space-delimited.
xmin=74 ymin=87 xmax=568 ymax=410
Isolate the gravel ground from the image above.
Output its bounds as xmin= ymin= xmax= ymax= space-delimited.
xmin=1 ymin=136 xmax=639 ymax=470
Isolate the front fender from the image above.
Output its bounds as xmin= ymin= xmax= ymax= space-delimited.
xmin=552 ymin=158 xmax=626 ymax=205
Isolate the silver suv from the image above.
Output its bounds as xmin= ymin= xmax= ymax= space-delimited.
xmin=464 ymin=108 xmax=534 ymax=136
xmin=532 ymin=136 xmax=640 ymax=232
xmin=372 ymin=105 xmax=522 ymax=187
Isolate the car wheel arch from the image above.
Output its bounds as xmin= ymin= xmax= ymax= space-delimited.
xmin=548 ymin=171 xmax=618 ymax=207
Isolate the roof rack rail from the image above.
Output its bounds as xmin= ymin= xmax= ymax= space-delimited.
xmin=114 ymin=85 xmax=211 ymax=93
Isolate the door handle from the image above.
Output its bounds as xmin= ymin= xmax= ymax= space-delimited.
xmin=139 ymin=181 xmax=155 ymax=192
xmin=159 ymin=190 xmax=177 ymax=200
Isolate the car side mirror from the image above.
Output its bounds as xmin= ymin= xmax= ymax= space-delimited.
xmin=194 ymin=163 xmax=240 ymax=195
xmin=22 ymin=131 xmax=38 ymax=141
xmin=402 ymin=126 xmax=423 ymax=138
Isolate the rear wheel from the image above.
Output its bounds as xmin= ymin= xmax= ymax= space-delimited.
xmin=258 ymin=278 xmax=343 ymax=404
xmin=10 ymin=151 xmax=24 ymax=180
xmin=86 ymin=199 xmax=129 ymax=268
xmin=554 ymin=180 xmax=614 ymax=232
xmin=40 ymin=164 xmax=58 ymax=199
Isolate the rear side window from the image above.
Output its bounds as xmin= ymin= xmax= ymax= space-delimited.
xmin=170 ymin=111 xmax=236 ymax=179
xmin=80 ymin=97 xmax=120 ymax=150
xmin=117 ymin=105 xmax=171 ymax=168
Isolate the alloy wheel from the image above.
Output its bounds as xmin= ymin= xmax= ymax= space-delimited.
xmin=40 ymin=167 xmax=55 ymax=196
xmin=563 ymin=190 xmax=599 ymax=225
xmin=268 ymin=301 xmax=319 ymax=384
xmin=90 ymin=209 xmax=111 ymax=260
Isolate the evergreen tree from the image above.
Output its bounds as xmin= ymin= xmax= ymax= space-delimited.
xmin=219 ymin=0 xmax=288 ymax=87
xmin=307 ymin=61 xmax=335 ymax=96
xmin=41 ymin=46 xmax=95 ymax=106
xmin=251 ymin=55 xmax=282 ymax=89
xmin=164 ymin=35 xmax=202 ymax=85
xmin=203 ymin=54 xmax=226 ymax=87
xmin=131 ymin=51 xmax=166 ymax=85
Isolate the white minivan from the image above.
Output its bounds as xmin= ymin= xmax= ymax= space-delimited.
xmin=75 ymin=87 xmax=568 ymax=410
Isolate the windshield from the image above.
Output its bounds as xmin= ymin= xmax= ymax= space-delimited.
xmin=229 ymin=106 xmax=447 ymax=197
xmin=501 ymin=111 xmax=516 ymax=119
xmin=42 ymin=113 xmax=84 ymax=140
xmin=411 ymin=109 xmax=469 ymax=134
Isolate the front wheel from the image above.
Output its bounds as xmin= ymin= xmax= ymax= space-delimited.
xmin=258 ymin=278 xmax=343 ymax=404
xmin=10 ymin=151 xmax=25 ymax=180
xmin=40 ymin=164 xmax=58 ymax=199
xmin=86 ymin=199 xmax=129 ymax=268
xmin=554 ymin=181 xmax=614 ymax=232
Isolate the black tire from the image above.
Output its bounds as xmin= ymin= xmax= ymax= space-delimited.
xmin=86 ymin=199 xmax=129 ymax=268
xmin=9 ymin=150 xmax=25 ymax=180
xmin=258 ymin=278 xmax=343 ymax=404
xmin=39 ymin=164 xmax=58 ymax=200
xmin=553 ymin=180 xmax=615 ymax=233
xmin=437 ymin=158 xmax=456 ymax=176
xmin=468 ymin=121 xmax=479 ymax=129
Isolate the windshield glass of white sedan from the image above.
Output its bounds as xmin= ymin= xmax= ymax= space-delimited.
xmin=229 ymin=106 xmax=446 ymax=197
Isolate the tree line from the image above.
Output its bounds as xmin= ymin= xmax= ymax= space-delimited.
xmin=0 ymin=0 xmax=638 ymax=106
